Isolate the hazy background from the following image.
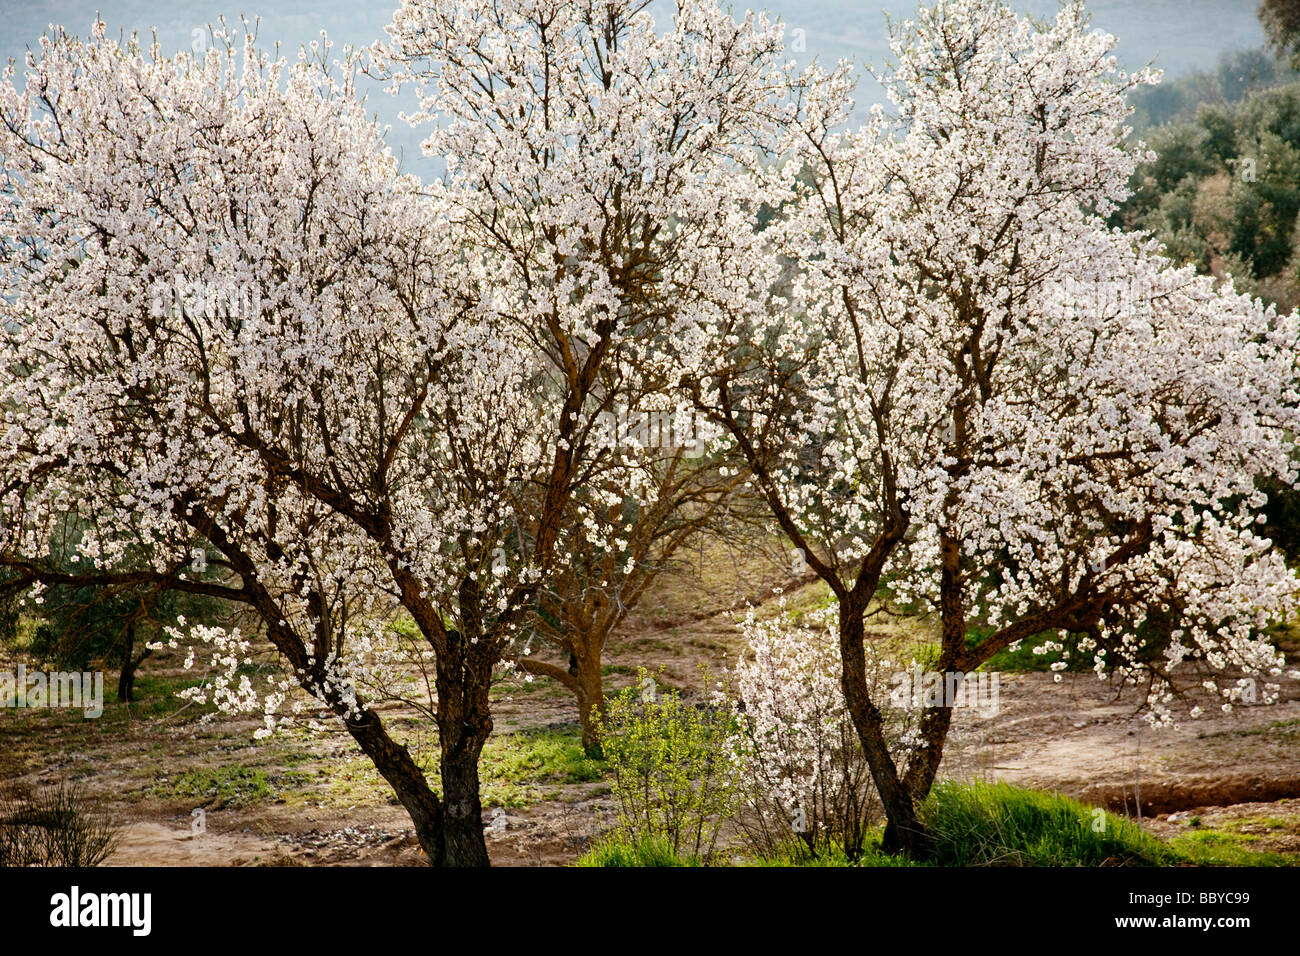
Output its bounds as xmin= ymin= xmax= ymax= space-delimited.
xmin=0 ymin=0 xmax=1271 ymax=178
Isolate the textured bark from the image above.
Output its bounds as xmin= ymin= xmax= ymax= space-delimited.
xmin=902 ymin=704 xmax=956 ymax=803
xmin=434 ymin=615 xmax=494 ymax=867
xmin=903 ymin=529 xmax=965 ymax=800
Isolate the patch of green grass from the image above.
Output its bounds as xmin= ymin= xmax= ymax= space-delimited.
xmin=366 ymin=727 xmax=607 ymax=810
xmin=1167 ymin=829 xmax=1299 ymax=866
xmin=744 ymin=833 xmax=923 ymax=867
xmin=916 ymin=781 xmax=1300 ymax=867
xmin=919 ymin=781 xmax=1171 ymax=866
xmin=152 ymin=765 xmax=308 ymax=807
xmin=100 ymin=673 xmax=216 ymax=722
xmin=1197 ymin=717 xmax=1300 ymax=740
xmin=574 ymin=835 xmax=700 ymax=867
xmin=1248 ymin=718 xmax=1300 ymax=736
xmin=478 ymin=728 xmax=605 ymax=808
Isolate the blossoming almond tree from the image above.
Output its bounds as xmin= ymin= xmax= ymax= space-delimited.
xmin=2 ymin=0 xmax=801 ymax=866
xmin=514 ymin=434 xmax=753 ymax=755
xmin=0 ymin=20 xmax=516 ymax=864
xmin=372 ymin=0 xmax=794 ymax=762
xmin=691 ymin=0 xmax=1300 ymax=855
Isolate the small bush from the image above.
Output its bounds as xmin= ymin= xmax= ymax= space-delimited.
xmin=918 ymin=781 xmax=1169 ymax=866
xmin=596 ymin=668 xmax=739 ymax=859
xmin=574 ymin=834 xmax=700 ymax=867
xmin=0 ymin=780 xmax=122 ymax=867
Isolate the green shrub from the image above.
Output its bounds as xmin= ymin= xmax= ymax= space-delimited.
xmin=918 ymin=781 xmax=1170 ymax=866
xmin=574 ymin=834 xmax=700 ymax=867
xmin=596 ymin=668 xmax=740 ymax=859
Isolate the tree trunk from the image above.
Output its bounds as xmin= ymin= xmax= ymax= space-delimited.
xmin=516 ymin=637 xmax=605 ymax=756
xmin=574 ymin=647 xmax=606 ymax=757
xmin=439 ymin=735 xmax=490 ymax=866
xmin=434 ymin=627 xmax=494 ymax=867
xmin=343 ymin=709 xmax=445 ymax=865
xmin=838 ymin=598 xmax=931 ymax=858
xmin=902 ymin=705 xmax=955 ymax=801
xmin=116 ymin=623 xmax=148 ymax=703
xmin=902 ymin=528 xmax=965 ymax=800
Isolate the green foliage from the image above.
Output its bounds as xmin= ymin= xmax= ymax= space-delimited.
xmin=596 ymin=668 xmax=740 ymax=859
xmin=0 ymin=780 xmax=122 ymax=866
xmin=14 ymin=525 xmax=232 ymax=701
xmin=918 ymin=781 xmax=1170 ymax=866
xmin=1128 ymin=49 xmax=1296 ymax=132
xmin=30 ymin=580 xmax=213 ymax=671
xmin=574 ymin=834 xmax=701 ymax=867
xmin=1261 ymin=0 xmax=1300 ymax=68
xmin=1120 ymin=76 xmax=1300 ymax=307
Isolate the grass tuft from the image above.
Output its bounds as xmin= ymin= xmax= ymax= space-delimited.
xmin=918 ymin=781 xmax=1170 ymax=866
xmin=574 ymin=834 xmax=700 ymax=867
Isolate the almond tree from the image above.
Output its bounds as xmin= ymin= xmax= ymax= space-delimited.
xmin=1 ymin=0 xmax=796 ymax=866
xmin=0 ymin=20 xmax=485 ymax=862
xmin=691 ymin=0 xmax=1300 ymax=855
xmin=373 ymin=0 xmax=791 ymax=763
xmin=514 ymin=416 xmax=763 ymax=755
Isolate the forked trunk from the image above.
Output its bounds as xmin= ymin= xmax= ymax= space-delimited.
xmin=838 ymin=598 xmax=931 ymax=858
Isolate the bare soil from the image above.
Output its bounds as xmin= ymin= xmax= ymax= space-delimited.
xmin=3 ymin=567 xmax=1298 ymax=866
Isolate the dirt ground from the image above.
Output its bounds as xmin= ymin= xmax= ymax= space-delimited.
xmin=3 ymin=563 xmax=1299 ymax=867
